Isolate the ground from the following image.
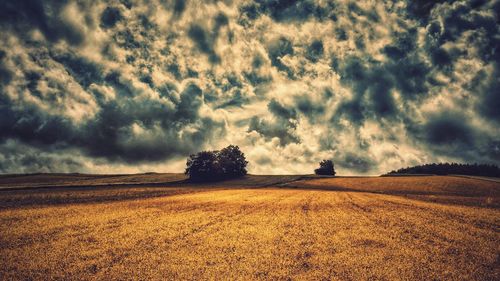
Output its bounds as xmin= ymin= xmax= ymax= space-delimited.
xmin=0 ymin=174 xmax=499 ymax=280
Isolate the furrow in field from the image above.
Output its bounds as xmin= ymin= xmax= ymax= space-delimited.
xmin=327 ymin=192 xmax=500 ymax=280
xmin=0 ymin=187 xmax=498 ymax=280
xmin=90 ymin=189 xmax=303 ymax=280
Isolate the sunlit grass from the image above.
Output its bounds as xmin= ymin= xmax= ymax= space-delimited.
xmin=0 ymin=176 xmax=499 ymax=280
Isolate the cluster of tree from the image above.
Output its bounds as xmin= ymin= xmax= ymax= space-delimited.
xmin=385 ymin=163 xmax=500 ymax=177
xmin=314 ymin=160 xmax=336 ymax=176
xmin=185 ymin=145 xmax=248 ymax=182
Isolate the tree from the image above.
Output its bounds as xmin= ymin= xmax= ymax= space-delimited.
xmin=314 ymin=160 xmax=336 ymax=176
xmin=217 ymin=145 xmax=248 ymax=178
xmin=185 ymin=151 xmax=220 ymax=182
xmin=184 ymin=145 xmax=248 ymax=182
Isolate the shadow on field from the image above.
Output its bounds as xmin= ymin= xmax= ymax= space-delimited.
xmin=280 ymin=176 xmax=500 ymax=208
xmin=0 ymin=174 xmax=498 ymax=209
xmin=280 ymin=185 xmax=500 ymax=208
xmin=0 ymin=174 xmax=309 ymax=209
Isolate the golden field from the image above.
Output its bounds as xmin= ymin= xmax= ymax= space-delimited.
xmin=0 ymin=175 xmax=499 ymax=280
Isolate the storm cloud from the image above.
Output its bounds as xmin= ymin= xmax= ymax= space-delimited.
xmin=0 ymin=0 xmax=499 ymax=174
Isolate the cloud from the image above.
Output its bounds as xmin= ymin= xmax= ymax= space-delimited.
xmin=100 ymin=6 xmax=122 ymax=29
xmin=476 ymin=64 xmax=500 ymax=123
xmin=338 ymin=152 xmax=377 ymax=174
xmin=0 ymin=140 xmax=87 ymax=173
xmin=0 ymin=0 xmax=499 ymax=175
xmin=0 ymin=0 xmax=89 ymax=45
xmin=423 ymin=112 xmax=475 ymax=146
xmin=188 ymin=24 xmax=220 ymax=64
xmin=305 ymin=39 xmax=324 ymax=63
xmin=266 ymin=36 xmax=295 ymax=77
xmin=239 ymin=0 xmax=335 ymax=23
xmin=246 ymin=96 xmax=303 ymax=146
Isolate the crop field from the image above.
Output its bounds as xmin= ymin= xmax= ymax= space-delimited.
xmin=0 ymin=175 xmax=499 ymax=280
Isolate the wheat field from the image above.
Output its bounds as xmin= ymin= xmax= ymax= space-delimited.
xmin=0 ymin=175 xmax=499 ymax=280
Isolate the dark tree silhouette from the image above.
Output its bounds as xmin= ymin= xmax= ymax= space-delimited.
xmin=185 ymin=151 xmax=220 ymax=182
xmin=315 ymin=160 xmax=336 ymax=176
xmin=385 ymin=163 xmax=500 ymax=177
xmin=185 ymin=145 xmax=248 ymax=182
xmin=217 ymin=145 xmax=248 ymax=179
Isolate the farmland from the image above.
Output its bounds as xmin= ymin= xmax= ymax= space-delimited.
xmin=0 ymin=174 xmax=499 ymax=280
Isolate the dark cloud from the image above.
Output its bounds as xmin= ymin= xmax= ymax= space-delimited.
xmin=188 ymin=24 xmax=220 ymax=64
xmin=248 ymin=116 xmax=300 ymax=146
xmin=475 ymin=64 xmax=500 ymax=123
xmin=212 ymin=74 xmax=250 ymax=108
xmin=294 ymin=95 xmax=325 ymax=122
xmin=423 ymin=112 xmax=475 ymax=146
xmin=100 ymin=7 xmax=122 ymax=29
xmin=0 ymin=141 xmax=86 ymax=173
xmin=336 ymin=56 xmax=399 ymax=122
xmin=214 ymin=12 xmax=229 ymax=29
xmin=51 ymin=50 xmax=105 ymax=89
xmin=77 ymin=82 xmax=226 ymax=162
xmin=0 ymin=0 xmax=499 ymax=174
xmin=382 ymin=30 xmax=417 ymax=61
xmin=305 ymin=40 xmax=323 ymax=62
xmin=334 ymin=26 xmax=432 ymax=126
xmin=407 ymin=0 xmax=448 ymax=19
xmin=120 ymin=0 xmax=133 ymax=9
xmin=205 ymin=73 xmax=251 ymax=109
xmin=248 ymin=99 xmax=299 ymax=146
xmin=239 ymin=0 xmax=335 ymax=23
xmin=335 ymin=28 xmax=348 ymax=41
xmin=216 ymin=89 xmax=249 ymax=109
xmin=0 ymin=60 xmax=225 ymax=163
xmin=423 ymin=0 xmax=499 ymax=65
xmin=480 ymin=84 xmax=500 ymax=124
xmin=337 ymin=152 xmax=376 ymax=173
xmin=419 ymin=0 xmax=500 ymax=124
xmin=335 ymin=99 xmax=365 ymax=126
xmin=405 ymin=110 xmax=499 ymax=165
xmin=243 ymin=71 xmax=273 ymax=86
xmin=0 ymin=50 xmax=13 ymax=84
xmin=186 ymin=12 xmax=230 ymax=64
xmin=267 ymin=36 xmax=294 ymax=78
xmin=173 ymin=0 xmax=187 ymax=17
xmin=254 ymin=154 xmax=272 ymax=165
xmin=243 ymin=54 xmax=273 ymax=86
xmin=0 ymin=102 xmax=74 ymax=148
xmin=389 ymin=57 xmax=430 ymax=100
xmin=0 ymin=0 xmax=86 ymax=45
xmin=268 ymin=99 xmax=296 ymax=120
xmin=81 ymin=84 xmax=223 ymax=162
xmin=114 ymin=29 xmax=143 ymax=50
xmin=430 ymin=47 xmax=453 ymax=68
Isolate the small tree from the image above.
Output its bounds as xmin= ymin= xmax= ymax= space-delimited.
xmin=315 ymin=160 xmax=336 ymax=176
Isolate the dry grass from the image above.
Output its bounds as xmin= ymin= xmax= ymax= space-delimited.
xmin=0 ymin=173 xmax=187 ymax=189
xmin=287 ymin=176 xmax=500 ymax=208
xmin=0 ymin=175 xmax=499 ymax=280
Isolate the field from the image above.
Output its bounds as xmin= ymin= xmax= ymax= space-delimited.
xmin=0 ymin=174 xmax=499 ymax=280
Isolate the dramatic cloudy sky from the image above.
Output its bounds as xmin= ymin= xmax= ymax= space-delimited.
xmin=0 ymin=0 xmax=499 ymax=175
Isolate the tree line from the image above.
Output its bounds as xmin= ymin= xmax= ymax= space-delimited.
xmin=385 ymin=163 xmax=500 ymax=177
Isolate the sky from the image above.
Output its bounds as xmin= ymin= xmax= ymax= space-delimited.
xmin=0 ymin=0 xmax=499 ymax=175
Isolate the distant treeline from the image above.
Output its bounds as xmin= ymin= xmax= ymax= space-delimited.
xmin=386 ymin=163 xmax=500 ymax=177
